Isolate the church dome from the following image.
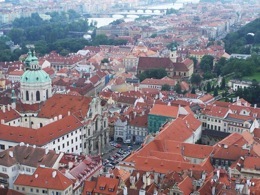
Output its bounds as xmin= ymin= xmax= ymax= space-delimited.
xmin=21 ymin=69 xmax=51 ymax=83
xmin=20 ymin=50 xmax=52 ymax=104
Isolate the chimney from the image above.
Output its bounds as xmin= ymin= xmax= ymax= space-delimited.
xmin=68 ymin=111 xmax=70 ymax=116
xmin=54 ymin=116 xmax=58 ymax=121
xmin=142 ymin=174 xmax=146 ymax=186
xmin=35 ymin=174 xmax=38 ymax=178
xmin=7 ymin=104 xmax=10 ymax=111
xmin=68 ymin=162 xmax=73 ymax=169
xmin=45 ymin=148 xmax=49 ymax=155
xmin=123 ymin=186 xmax=127 ymax=195
xmin=139 ymin=189 xmax=146 ymax=195
xmin=52 ymin=171 xmax=57 ymax=178
xmin=1 ymin=119 xmax=4 ymax=124
xmin=9 ymin=151 xmax=14 ymax=158
xmin=212 ymin=186 xmax=216 ymax=195
xmin=216 ymin=170 xmax=220 ymax=179
xmin=136 ymin=172 xmax=140 ymax=181
xmin=58 ymin=114 xmax=62 ymax=120
xmin=2 ymin=105 xmax=6 ymax=113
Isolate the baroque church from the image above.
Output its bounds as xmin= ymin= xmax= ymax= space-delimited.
xmin=0 ymin=50 xmax=109 ymax=155
xmin=137 ymin=46 xmax=194 ymax=79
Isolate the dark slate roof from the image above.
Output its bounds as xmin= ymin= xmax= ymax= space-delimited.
xmin=137 ymin=57 xmax=173 ymax=70
xmin=137 ymin=57 xmax=189 ymax=72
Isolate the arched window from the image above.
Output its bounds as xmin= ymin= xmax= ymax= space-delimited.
xmin=40 ymin=123 xmax=43 ymax=128
xmin=46 ymin=90 xmax=48 ymax=99
xmin=36 ymin=91 xmax=40 ymax=101
xmin=26 ymin=91 xmax=29 ymax=101
xmin=31 ymin=92 xmax=33 ymax=101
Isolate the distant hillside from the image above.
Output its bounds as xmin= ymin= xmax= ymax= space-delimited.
xmin=224 ymin=18 xmax=260 ymax=54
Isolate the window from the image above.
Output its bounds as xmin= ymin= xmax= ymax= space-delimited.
xmin=0 ymin=144 xmax=5 ymax=150
xmin=2 ymin=167 xmax=7 ymax=172
xmin=36 ymin=189 xmax=39 ymax=193
xmin=16 ymin=187 xmax=19 ymax=190
xmin=26 ymin=167 xmax=30 ymax=172
xmin=36 ymin=91 xmax=40 ymax=101
xmin=22 ymin=187 xmax=25 ymax=191
xmin=30 ymin=188 xmax=33 ymax=192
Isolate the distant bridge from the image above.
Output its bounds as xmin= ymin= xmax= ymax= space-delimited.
xmin=87 ymin=11 xmax=165 ymax=18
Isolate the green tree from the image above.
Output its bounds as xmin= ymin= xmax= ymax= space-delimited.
xmin=150 ymin=33 xmax=157 ymax=38
xmin=191 ymin=87 xmax=196 ymax=94
xmin=161 ymin=84 xmax=171 ymax=91
xmin=206 ymin=82 xmax=211 ymax=93
xmin=175 ymin=83 xmax=182 ymax=94
xmin=190 ymin=73 xmax=202 ymax=86
xmin=200 ymin=55 xmax=214 ymax=73
xmin=101 ymin=58 xmax=109 ymax=63
xmin=137 ymin=69 xmax=167 ymax=82
xmin=213 ymin=88 xmax=218 ymax=97
xmin=8 ymin=28 xmax=25 ymax=44
xmin=189 ymin=56 xmax=198 ymax=67
xmin=220 ymin=77 xmax=226 ymax=90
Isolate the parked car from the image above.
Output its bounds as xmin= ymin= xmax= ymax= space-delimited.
xmin=115 ymin=143 xmax=121 ymax=148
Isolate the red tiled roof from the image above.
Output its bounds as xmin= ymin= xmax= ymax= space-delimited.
xmin=213 ymin=145 xmax=248 ymax=161
xmin=243 ymin=157 xmax=260 ymax=170
xmin=0 ymin=107 xmax=20 ymax=122
xmin=149 ymin=104 xmax=179 ymax=118
xmin=182 ymin=143 xmax=214 ymax=159
xmin=38 ymin=94 xmax=92 ymax=120
xmin=0 ymin=115 xmax=83 ymax=146
xmin=14 ymin=167 xmax=73 ymax=190
xmin=129 ymin=115 xmax=148 ymax=127
xmin=138 ymin=57 xmax=173 ymax=70
xmin=202 ymin=105 xmax=230 ymax=118
xmin=93 ymin=176 xmax=119 ymax=195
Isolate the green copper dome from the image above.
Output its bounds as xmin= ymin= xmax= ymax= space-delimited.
xmin=21 ymin=69 xmax=51 ymax=83
xmin=24 ymin=50 xmax=33 ymax=68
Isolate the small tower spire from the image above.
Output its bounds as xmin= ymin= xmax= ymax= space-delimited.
xmin=11 ymin=89 xmax=17 ymax=109
xmin=170 ymin=44 xmax=177 ymax=63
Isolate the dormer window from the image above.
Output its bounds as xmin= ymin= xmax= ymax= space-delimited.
xmin=108 ymin=188 xmax=114 ymax=192
xmin=99 ymin=187 xmax=105 ymax=190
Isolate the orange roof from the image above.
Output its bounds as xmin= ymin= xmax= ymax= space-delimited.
xmin=14 ymin=167 xmax=73 ymax=190
xmin=243 ymin=157 xmax=260 ymax=170
xmin=156 ymin=115 xmax=201 ymax=142
xmin=202 ymin=105 xmax=230 ymax=118
xmin=0 ymin=107 xmax=20 ymax=122
xmin=93 ymin=176 xmax=119 ymax=195
xmin=216 ymin=133 xmax=247 ymax=147
xmin=149 ymin=104 xmax=179 ymax=118
xmin=0 ymin=115 xmax=83 ymax=146
xmin=38 ymin=94 xmax=92 ymax=120
xmin=182 ymin=143 xmax=214 ymax=159
xmin=199 ymin=94 xmax=214 ymax=103
xmin=112 ymin=168 xmax=131 ymax=182
xmin=178 ymin=176 xmax=193 ymax=195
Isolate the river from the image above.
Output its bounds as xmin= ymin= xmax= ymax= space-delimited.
xmin=88 ymin=0 xmax=200 ymax=28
